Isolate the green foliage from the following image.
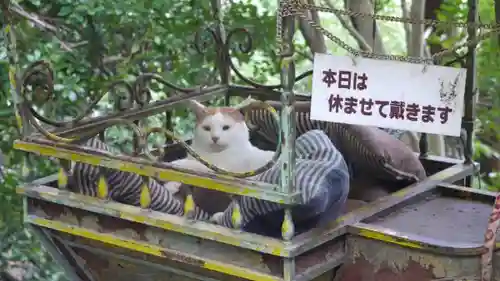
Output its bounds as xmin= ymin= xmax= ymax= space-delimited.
xmin=429 ymin=0 xmax=500 ymax=190
xmin=0 ymin=0 xmax=297 ymax=279
xmin=0 ymin=173 xmax=66 ymax=281
xmin=1 ymin=0 xmax=500 ymax=279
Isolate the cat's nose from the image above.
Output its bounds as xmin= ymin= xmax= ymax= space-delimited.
xmin=211 ymin=136 xmax=219 ymax=143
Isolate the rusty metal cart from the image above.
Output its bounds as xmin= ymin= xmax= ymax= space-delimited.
xmin=5 ymin=0 xmax=500 ymax=280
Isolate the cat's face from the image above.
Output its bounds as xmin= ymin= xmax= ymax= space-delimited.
xmin=189 ymin=100 xmax=250 ymax=153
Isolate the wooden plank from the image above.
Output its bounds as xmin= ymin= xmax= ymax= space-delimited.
xmin=26 ymin=216 xmax=284 ymax=281
xmin=288 ymin=163 xmax=475 ymax=256
xmin=19 ymin=184 xmax=292 ymax=257
xmin=14 ymin=139 xmax=301 ymax=204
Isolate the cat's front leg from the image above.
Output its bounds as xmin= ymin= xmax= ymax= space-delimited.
xmin=210 ymin=212 xmax=224 ymax=225
xmin=165 ymin=158 xmax=213 ymax=194
xmin=169 ymin=158 xmax=212 ymax=173
xmin=164 ymin=181 xmax=182 ymax=194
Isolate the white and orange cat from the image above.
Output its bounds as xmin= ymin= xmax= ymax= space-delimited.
xmin=165 ymin=99 xmax=275 ymax=193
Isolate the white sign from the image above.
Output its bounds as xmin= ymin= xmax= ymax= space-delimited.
xmin=310 ymin=53 xmax=467 ymax=137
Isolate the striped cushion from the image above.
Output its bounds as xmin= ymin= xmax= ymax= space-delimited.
xmin=244 ymin=102 xmax=427 ymax=183
xmin=69 ymin=131 xmax=349 ymax=236
xmin=380 ymin=128 xmax=406 ymax=140
xmin=70 ymin=138 xmax=211 ymax=220
xmin=213 ymin=129 xmax=350 ymax=235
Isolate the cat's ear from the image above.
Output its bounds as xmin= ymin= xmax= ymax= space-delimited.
xmin=186 ymin=99 xmax=207 ymax=120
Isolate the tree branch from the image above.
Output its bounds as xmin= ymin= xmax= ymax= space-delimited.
xmin=407 ymin=0 xmax=446 ymax=157
xmin=308 ymin=0 xmax=326 ymax=52
xmin=323 ymin=0 xmax=372 ymax=52
xmin=344 ymin=0 xmax=385 ymax=53
xmin=298 ymin=0 xmax=327 ymax=54
xmin=408 ymin=0 xmax=425 ymax=57
xmin=10 ymin=3 xmax=75 ymax=52
xmin=400 ymin=0 xmax=412 ymax=53
xmin=298 ymin=18 xmax=326 ymax=53
xmin=9 ymin=3 xmax=147 ymax=71
xmin=337 ymin=0 xmax=424 ymax=153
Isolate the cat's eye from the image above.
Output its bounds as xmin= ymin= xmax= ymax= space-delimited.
xmin=202 ymin=125 xmax=211 ymax=131
xmin=222 ymin=125 xmax=230 ymax=131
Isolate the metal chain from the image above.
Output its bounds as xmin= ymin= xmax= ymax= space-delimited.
xmin=276 ymin=0 xmax=286 ymax=55
xmin=288 ymin=0 xmax=500 ymax=29
xmin=277 ymin=0 xmax=500 ymax=64
xmin=293 ymin=6 xmax=433 ymax=63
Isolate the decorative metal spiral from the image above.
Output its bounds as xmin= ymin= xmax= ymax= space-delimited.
xmin=20 ymin=60 xmax=204 ymax=133
xmin=20 ymin=26 xmax=297 ymax=189
xmin=22 ymin=62 xmax=283 ymax=177
xmin=193 ymin=26 xmax=313 ymax=90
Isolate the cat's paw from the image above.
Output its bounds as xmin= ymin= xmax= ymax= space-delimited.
xmin=210 ymin=212 xmax=224 ymax=224
xmin=164 ymin=181 xmax=182 ymax=194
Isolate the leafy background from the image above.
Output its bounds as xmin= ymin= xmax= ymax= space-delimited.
xmin=1 ymin=0 xmax=500 ymax=279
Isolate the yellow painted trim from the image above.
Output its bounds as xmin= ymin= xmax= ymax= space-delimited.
xmin=392 ymin=188 xmax=411 ymax=197
xmin=14 ymin=140 xmax=302 ymax=205
xmin=18 ymin=184 xmax=289 ymax=257
xmin=357 ymin=228 xmax=424 ymax=249
xmin=27 ymin=216 xmax=283 ymax=281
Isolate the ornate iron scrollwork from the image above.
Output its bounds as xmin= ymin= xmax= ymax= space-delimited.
xmin=12 ymin=16 xmax=296 ymax=241
xmin=194 ymin=26 xmax=313 ymax=89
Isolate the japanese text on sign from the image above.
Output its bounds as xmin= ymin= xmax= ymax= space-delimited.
xmin=322 ymin=69 xmax=368 ymax=90
xmin=310 ymin=53 xmax=466 ymax=137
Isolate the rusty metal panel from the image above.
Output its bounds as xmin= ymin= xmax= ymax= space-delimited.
xmin=23 ymin=187 xmax=347 ymax=281
xmin=27 ymin=198 xmax=280 ymax=280
xmin=53 ymin=235 xmax=256 ymax=281
xmin=18 ymin=175 xmax=352 ymax=259
xmin=359 ymin=183 xmax=496 ymax=250
xmin=337 ymin=184 xmax=500 ymax=281
xmin=20 ymin=180 xmax=291 ymax=257
xmin=47 ymin=232 xmax=343 ymax=281
xmin=17 ymin=161 xmax=473 ymax=258
xmin=16 ymin=160 xmax=480 ymax=281
xmin=337 ymin=236 xmax=483 ymax=281
xmin=292 ymin=163 xmax=475 ymax=257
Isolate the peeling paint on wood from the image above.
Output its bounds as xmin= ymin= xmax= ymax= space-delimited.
xmin=15 ymin=150 xmax=485 ymax=281
xmin=24 ymin=194 xmax=347 ymax=281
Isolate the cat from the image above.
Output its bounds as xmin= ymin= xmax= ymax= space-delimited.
xmin=165 ymin=99 xmax=276 ymax=198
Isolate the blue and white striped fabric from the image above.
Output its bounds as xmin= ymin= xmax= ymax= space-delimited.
xmin=70 ymin=138 xmax=211 ymax=220
xmin=70 ymin=131 xmax=349 ymax=236
xmin=379 ymin=128 xmax=406 ymax=140
xmin=244 ymin=105 xmax=426 ymax=183
xmin=212 ymin=130 xmax=350 ymax=235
